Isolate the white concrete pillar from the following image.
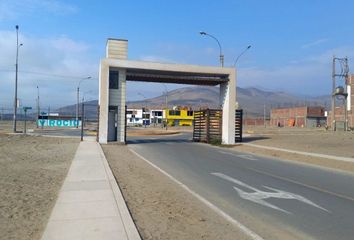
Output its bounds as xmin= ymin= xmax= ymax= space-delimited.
xmin=220 ymin=70 xmax=236 ymax=144
xmin=99 ymin=39 xmax=128 ymax=144
xmin=98 ymin=61 xmax=109 ymax=143
xmin=117 ymin=69 xmax=126 ymax=142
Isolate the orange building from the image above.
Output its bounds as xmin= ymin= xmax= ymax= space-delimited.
xmin=270 ymin=106 xmax=326 ymax=127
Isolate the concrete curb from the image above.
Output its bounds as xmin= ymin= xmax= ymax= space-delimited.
xmin=243 ymin=143 xmax=354 ymax=163
xmin=41 ymin=138 xmax=141 ymax=240
xmin=97 ymin=143 xmax=141 ymax=240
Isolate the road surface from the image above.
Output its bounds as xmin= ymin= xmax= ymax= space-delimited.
xmin=127 ymin=133 xmax=354 ymax=240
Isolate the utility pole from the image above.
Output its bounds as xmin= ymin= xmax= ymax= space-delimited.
xmin=331 ymin=56 xmax=335 ymax=131
xmin=332 ymin=56 xmax=349 ymax=131
xmin=76 ymin=86 xmax=79 ymax=128
xmin=36 ymin=86 xmax=40 ymax=128
xmin=263 ymin=103 xmax=266 ymax=128
xmin=162 ymin=84 xmax=168 ymax=130
xmin=81 ymin=98 xmax=84 ymax=141
xmin=76 ymin=76 xmax=92 ymax=128
xmin=13 ymin=25 xmax=22 ymax=133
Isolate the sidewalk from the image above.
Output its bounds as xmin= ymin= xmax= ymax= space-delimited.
xmin=41 ymin=137 xmax=141 ymax=240
xmin=243 ymin=142 xmax=354 ymax=163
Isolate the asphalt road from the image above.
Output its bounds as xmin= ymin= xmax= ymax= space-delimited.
xmin=127 ymin=133 xmax=354 ymax=240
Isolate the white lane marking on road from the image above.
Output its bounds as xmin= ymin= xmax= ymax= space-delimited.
xmin=129 ymin=148 xmax=264 ymax=240
xmin=219 ymin=151 xmax=258 ymax=161
xmin=211 ymin=172 xmax=330 ymax=214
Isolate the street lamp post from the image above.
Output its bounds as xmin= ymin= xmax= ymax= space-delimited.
xmin=233 ymin=45 xmax=251 ymax=66
xmin=76 ymin=76 xmax=91 ymax=128
xmin=81 ymin=96 xmax=85 ymax=141
xmin=138 ymin=93 xmax=147 ymax=128
xmin=13 ymin=25 xmax=23 ymax=133
xmin=199 ymin=31 xmax=224 ymax=67
xmin=162 ymin=84 xmax=168 ymax=130
xmin=36 ymin=86 xmax=40 ymax=128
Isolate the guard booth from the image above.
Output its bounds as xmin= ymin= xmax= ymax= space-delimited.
xmin=98 ymin=38 xmax=237 ymax=145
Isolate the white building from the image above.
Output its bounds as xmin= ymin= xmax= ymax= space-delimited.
xmin=126 ymin=108 xmax=151 ymax=126
xmin=150 ymin=109 xmax=164 ymax=125
xmin=126 ymin=109 xmax=142 ymax=126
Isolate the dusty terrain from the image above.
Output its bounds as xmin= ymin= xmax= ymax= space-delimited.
xmin=0 ymin=120 xmax=37 ymax=133
xmin=103 ymin=145 xmax=251 ymax=240
xmin=0 ymin=134 xmax=79 ymax=240
xmin=237 ymin=127 xmax=354 ymax=173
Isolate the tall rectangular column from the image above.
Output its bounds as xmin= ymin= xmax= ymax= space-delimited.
xmin=117 ymin=69 xmax=126 ymax=143
xmin=220 ymin=70 xmax=236 ymax=144
xmin=98 ymin=62 xmax=109 ymax=143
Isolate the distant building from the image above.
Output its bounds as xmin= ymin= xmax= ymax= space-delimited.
xmin=270 ymin=106 xmax=326 ymax=127
xmin=165 ymin=107 xmax=194 ymax=126
xmin=126 ymin=107 xmax=195 ymax=127
xmin=126 ymin=108 xmax=143 ymax=126
xmin=150 ymin=110 xmax=164 ymax=125
xmin=126 ymin=108 xmax=150 ymax=126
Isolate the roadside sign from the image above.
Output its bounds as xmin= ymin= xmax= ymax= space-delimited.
xmin=37 ymin=119 xmax=81 ymax=127
xmin=23 ymin=106 xmax=32 ymax=111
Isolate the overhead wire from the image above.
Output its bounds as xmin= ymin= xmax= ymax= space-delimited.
xmin=0 ymin=68 xmax=97 ymax=80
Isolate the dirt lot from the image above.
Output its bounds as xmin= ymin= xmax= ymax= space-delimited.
xmin=0 ymin=134 xmax=79 ymax=240
xmin=103 ymin=145 xmax=250 ymax=240
xmin=0 ymin=120 xmax=37 ymax=133
xmin=236 ymin=127 xmax=354 ymax=173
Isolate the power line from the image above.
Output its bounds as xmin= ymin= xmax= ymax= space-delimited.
xmin=0 ymin=68 xmax=97 ymax=80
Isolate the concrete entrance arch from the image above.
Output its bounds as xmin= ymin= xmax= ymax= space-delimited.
xmin=98 ymin=38 xmax=236 ymax=144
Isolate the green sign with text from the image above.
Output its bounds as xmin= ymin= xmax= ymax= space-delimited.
xmin=38 ymin=119 xmax=81 ymax=127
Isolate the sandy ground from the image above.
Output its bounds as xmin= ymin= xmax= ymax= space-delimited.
xmin=102 ymin=145 xmax=251 ymax=240
xmin=0 ymin=134 xmax=79 ymax=240
xmin=0 ymin=120 xmax=37 ymax=133
xmin=236 ymin=127 xmax=354 ymax=173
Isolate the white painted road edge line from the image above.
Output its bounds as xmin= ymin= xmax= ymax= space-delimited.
xmin=243 ymin=143 xmax=354 ymax=163
xmin=129 ymin=148 xmax=264 ymax=240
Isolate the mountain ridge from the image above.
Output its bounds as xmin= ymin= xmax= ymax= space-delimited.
xmin=56 ymin=86 xmax=330 ymax=119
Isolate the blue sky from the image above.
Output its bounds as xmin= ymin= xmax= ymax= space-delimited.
xmin=0 ymin=0 xmax=353 ymax=109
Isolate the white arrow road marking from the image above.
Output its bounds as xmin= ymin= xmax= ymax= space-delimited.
xmin=211 ymin=172 xmax=330 ymax=214
xmin=239 ymin=155 xmax=258 ymax=161
xmin=219 ymin=151 xmax=258 ymax=161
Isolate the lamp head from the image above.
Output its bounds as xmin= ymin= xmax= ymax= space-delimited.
xmin=15 ymin=25 xmax=19 ymax=30
xmin=247 ymin=45 xmax=251 ymax=49
xmin=199 ymin=31 xmax=206 ymax=35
